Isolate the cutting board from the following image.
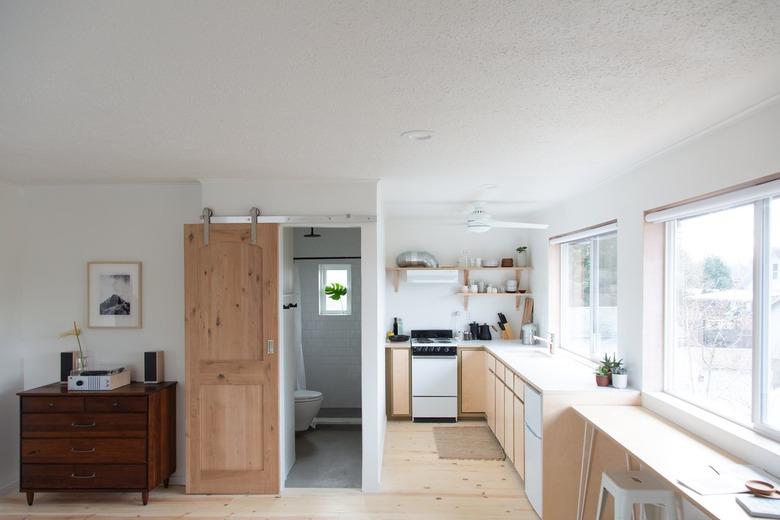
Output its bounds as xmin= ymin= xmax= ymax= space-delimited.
xmin=522 ymin=298 xmax=534 ymax=325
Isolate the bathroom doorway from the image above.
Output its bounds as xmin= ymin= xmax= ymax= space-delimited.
xmin=281 ymin=226 xmax=362 ymax=488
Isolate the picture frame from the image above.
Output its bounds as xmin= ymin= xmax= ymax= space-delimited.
xmin=87 ymin=261 xmax=143 ymax=329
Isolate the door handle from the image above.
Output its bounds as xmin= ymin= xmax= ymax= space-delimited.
xmin=267 ymin=340 xmax=274 ymax=355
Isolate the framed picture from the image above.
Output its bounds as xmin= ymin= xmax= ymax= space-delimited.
xmin=87 ymin=262 xmax=142 ymax=328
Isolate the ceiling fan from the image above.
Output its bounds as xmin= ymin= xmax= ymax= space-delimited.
xmin=465 ymin=201 xmax=549 ymax=233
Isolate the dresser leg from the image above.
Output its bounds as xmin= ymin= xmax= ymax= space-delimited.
xmin=163 ymin=478 xmax=170 ymax=488
xmin=26 ymin=492 xmax=34 ymax=506
xmin=141 ymin=491 xmax=149 ymax=505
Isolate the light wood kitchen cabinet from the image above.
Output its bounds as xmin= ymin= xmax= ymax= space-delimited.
xmin=495 ymin=374 xmax=505 ymax=446
xmin=513 ymin=394 xmax=524 ymax=480
xmin=459 ymin=349 xmax=485 ymax=416
xmin=385 ymin=347 xmax=411 ymax=419
xmin=485 ymin=355 xmax=496 ymax=432
xmin=503 ymin=384 xmax=514 ymax=462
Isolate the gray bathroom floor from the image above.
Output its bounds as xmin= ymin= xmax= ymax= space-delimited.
xmin=317 ymin=407 xmax=361 ymax=419
xmin=285 ymin=425 xmax=362 ymax=489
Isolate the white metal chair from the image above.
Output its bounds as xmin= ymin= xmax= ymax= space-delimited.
xmin=596 ymin=470 xmax=681 ymax=520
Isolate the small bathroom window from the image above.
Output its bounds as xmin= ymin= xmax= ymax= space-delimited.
xmin=319 ymin=264 xmax=352 ymax=316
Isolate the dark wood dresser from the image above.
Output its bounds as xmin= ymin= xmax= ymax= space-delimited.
xmin=18 ymin=382 xmax=176 ymax=505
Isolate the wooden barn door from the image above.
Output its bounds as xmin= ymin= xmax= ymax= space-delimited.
xmin=184 ymin=223 xmax=279 ymax=494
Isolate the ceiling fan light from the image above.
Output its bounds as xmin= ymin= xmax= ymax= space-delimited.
xmin=466 ymin=221 xmax=491 ymax=233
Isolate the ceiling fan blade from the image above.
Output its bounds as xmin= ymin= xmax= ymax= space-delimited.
xmin=489 ymin=220 xmax=549 ymax=229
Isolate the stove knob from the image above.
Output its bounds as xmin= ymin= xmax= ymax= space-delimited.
xmin=434 ymin=347 xmax=440 ymax=353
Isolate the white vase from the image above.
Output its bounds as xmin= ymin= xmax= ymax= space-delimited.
xmin=516 ymin=251 xmax=528 ymax=267
xmin=612 ymin=373 xmax=628 ymax=389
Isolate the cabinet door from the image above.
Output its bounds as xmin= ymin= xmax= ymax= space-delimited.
xmin=504 ymin=384 xmax=514 ymax=462
xmin=460 ymin=350 xmax=486 ymax=414
xmin=389 ymin=349 xmax=410 ymax=417
xmin=495 ymin=377 xmax=505 ymax=447
xmin=513 ymin=395 xmax=524 ymax=480
xmin=486 ymin=362 xmax=495 ymax=432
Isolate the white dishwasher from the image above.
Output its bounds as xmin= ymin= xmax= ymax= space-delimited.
xmin=524 ymin=385 xmax=543 ymax=517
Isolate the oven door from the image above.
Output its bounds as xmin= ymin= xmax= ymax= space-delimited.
xmin=411 ymin=356 xmax=457 ymax=396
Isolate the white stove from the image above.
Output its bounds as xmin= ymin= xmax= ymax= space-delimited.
xmin=410 ymin=330 xmax=458 ymax=422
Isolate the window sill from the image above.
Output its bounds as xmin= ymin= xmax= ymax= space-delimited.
xmin=642 ymin=391 xmax=780 ymax=477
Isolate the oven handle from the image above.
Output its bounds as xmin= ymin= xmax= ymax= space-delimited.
xmin=411 ymin=355 xmax=458 ymax=359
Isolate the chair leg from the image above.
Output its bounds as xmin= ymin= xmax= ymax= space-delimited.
xmin=595 ymin=486 xmax=607 ymax=520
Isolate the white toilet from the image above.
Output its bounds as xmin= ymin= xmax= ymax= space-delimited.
xmin=294 ymin=390 xmax=323 ymax=431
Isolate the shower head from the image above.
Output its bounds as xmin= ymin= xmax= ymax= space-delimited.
xmin=304 ymin=227 xmax=321 ymax=238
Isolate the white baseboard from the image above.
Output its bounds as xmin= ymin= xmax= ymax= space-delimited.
xmin=168 ymin=472 xmax=185 ymax=486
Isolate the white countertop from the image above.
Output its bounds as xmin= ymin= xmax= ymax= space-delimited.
xmin=387 ymin=339 xmax=637 ymax=394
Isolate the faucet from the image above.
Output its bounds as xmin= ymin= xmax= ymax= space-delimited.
xmin=533 ymin=333 xmax=556 ymax=355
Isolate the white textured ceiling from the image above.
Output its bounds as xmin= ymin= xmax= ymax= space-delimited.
xmin=2 ymin=1 xmax=780 ymax=215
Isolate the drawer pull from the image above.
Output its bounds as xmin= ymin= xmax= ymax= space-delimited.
xmin=71 ymin=472 xmax=96 ymax=479
xmin=70 ymin=447 xmax=96 ymax=453
xmin=112 ymin=402 xmax=119 ymax=407
xmin=48 ymin=402 xmax=55 ymax=408
xmin=70 ymin=421 xmax=97 ymax=428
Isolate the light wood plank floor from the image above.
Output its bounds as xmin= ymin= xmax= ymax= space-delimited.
xmin=0 ymin=421 xmax=537 ymax=519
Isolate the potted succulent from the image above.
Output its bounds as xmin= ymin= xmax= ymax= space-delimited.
xmin=611 ymin=365 xmax=628 ymax=389
xmin=594 ymin=354 xmax=612 ymax=387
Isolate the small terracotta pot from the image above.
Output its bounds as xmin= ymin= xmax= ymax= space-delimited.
xmin=595 ymin=374 xmax=610 ymax=387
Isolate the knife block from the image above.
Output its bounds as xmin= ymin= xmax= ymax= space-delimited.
xmin=502 ymin=324 xmax=514 ymax=340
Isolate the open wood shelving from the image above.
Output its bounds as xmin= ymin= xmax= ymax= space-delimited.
xmin=386 ymin=266 xmax=533 ymax=310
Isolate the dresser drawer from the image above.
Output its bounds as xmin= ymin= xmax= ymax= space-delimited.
xmin=22 ymin=438 xmax=147 ymax=464
xmin=22 ymin=396 xmax=84 ymax=414
xmin=22 ymin=413 xmax=147 ymax=438
xmin=21 ymin=464 xmax=146 ymax=490
xmin=85 ymin=396 xmax=147 ymax=413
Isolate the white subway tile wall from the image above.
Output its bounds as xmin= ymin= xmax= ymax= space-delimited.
xmin=298 ymin=258 xmax=362 ymax=408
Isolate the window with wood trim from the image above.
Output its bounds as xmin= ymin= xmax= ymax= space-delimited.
xmin=556 ymin=224 xmax=618 ymax=361
xmin=649 ymin=179 xmax=780 ymax=439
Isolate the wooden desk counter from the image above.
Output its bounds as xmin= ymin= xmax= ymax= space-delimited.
xmin=574 ymin=404 xmax=754 ymax=520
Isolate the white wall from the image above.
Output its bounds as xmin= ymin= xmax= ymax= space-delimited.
xmin=200 ymin=179 xmax=378 ymax=216
xmin=280 ymin=227 xmax=297 ymax=479
xmin=362 ymin=189 xmax=386 ymax=491
xmin=385 ymin=221 xmax=531 ymax=336
xmin=9 ymin=183 xmax=201 ymax=486
xmin=530 ymin=96 xmax=780 ymax=388
xmin=0 ymin=182 xmax=22 ymax=493
xmin=529 ymin=97 xmax=780 ymax=482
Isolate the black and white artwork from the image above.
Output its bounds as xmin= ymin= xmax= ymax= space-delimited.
xmin=99 ymin=274 xmax=132 ymax=315
xmin=88 ymin=262 xmax=142 ymax=328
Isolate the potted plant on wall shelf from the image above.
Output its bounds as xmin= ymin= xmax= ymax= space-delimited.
xmin=515 ymin=246 xmax=528 ymax=267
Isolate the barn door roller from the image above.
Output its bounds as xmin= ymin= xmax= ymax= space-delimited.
xmin=249 ymin=207 xmax=261 ymax=245
xmin=201 ymin=208 xmax=213 ymax=246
